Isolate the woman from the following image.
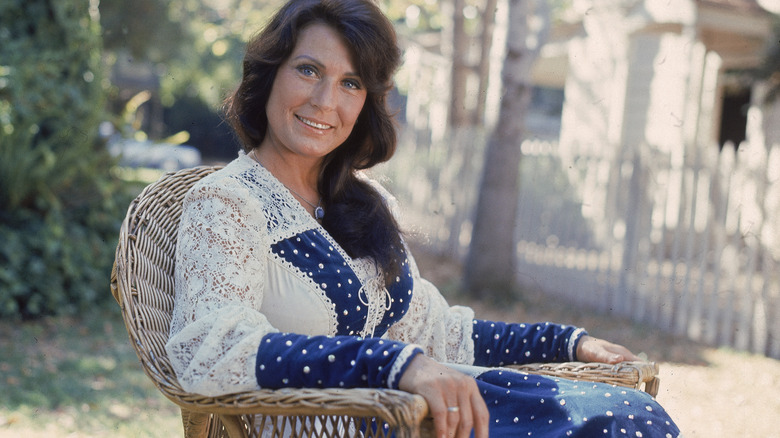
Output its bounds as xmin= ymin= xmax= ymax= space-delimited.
xmin=166 ymin=0 xmax=681 ymax=437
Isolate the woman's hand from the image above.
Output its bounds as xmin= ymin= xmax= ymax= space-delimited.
xmin=398 ymin=354 xmax=489 ymax=438
xmin=576 ymin=335 xmax=641 ymax=364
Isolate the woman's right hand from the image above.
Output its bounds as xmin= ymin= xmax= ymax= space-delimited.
xmin=398 ymin=354 xmax=489 ymax=438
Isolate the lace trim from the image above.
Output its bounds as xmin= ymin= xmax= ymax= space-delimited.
xmin=244 ymin=157 xmax=354 ymax=261
xmin=241 ymin=156 xmax=398 ymax=337
xmin=246 ymin=156 xmax=390 ymax=299
xmin=387 ymin=344 xmax=422 ymax=388
xmin=567 ymin=328 xmax=587 ymax=361
xmin=358 ymin=273 xmax=392 ymax=338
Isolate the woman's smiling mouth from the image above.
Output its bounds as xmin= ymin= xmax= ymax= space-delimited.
xmin=296 ymin=115 xmax=332 ymax=130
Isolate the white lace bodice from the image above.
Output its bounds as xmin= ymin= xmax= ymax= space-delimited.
xmin=165 ymin=154 xmax=475 ymax=396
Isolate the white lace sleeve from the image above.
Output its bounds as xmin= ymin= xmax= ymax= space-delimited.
xmin=165 ymin=176 xmax=277 ymax=396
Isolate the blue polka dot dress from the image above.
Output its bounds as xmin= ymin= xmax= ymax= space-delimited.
xmin=166 ymin=154 xmax=680 ymax=437
xmin=444 ymin=364 xmax=678 ymax=437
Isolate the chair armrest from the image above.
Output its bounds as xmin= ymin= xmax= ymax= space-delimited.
xmin=167 ymin=387 xmax=429 ymax=434
xmin=507 ymin=361 xmax=660 ymax=397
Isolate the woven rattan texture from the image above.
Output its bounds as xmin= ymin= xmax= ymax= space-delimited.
xmin=510 ymin=361 xmax=660 ymax=396
xmin=110 ymin=166 xmax=659 ymax=438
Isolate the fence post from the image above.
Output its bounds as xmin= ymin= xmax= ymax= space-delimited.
xmin=619 ymin=151 xmax=642 ymax=317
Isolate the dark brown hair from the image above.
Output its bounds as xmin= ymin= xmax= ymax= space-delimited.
xmin=224 ymin=0 xmax=405 ymax=280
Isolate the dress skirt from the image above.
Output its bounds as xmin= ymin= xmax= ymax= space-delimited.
xmin=450 ymin=364 xmax=680 ymax=437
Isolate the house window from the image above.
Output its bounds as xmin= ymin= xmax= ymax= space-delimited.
xmin=718 ymin=82 xmax=750 ymax=150
xmin=526 ymin=86 xmax=565 ymax=138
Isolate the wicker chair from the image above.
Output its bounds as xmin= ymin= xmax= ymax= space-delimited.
xmin=110 ymin=166 xmax=661 ymax=438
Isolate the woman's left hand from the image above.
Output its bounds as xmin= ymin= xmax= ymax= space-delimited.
xmin=575 ymin=335 xmax=641 ymax=364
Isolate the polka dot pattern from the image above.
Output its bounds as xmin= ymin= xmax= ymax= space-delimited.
xmin=472 ymin=320 xmax=587 ymax=366
xmin=477 ymin=369 xmax=680 ymax=437
xmin=255 ymin=332 xmax=422 ymax=389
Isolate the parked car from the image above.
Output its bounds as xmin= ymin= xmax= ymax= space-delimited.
xmin=107 ymin=138 xmax=201 ymax=172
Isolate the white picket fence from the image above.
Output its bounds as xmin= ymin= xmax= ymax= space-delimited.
xmin=376 ymin=127 xmax=780 ymax=359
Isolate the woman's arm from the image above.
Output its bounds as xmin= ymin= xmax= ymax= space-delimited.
xmin=166 ymin=178 xmax=276 ymax=395
xmin=470 ymin=320 xmax=588 ymax=366
xmin=254 ymin=332 xmax=422 ymax=389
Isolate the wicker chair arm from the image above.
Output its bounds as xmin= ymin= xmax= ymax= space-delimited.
xmin=509 ymin=361 xmax=660 ymax=396
xmin=169 ymin=387 xmax=427 ymax=420
xmin=171 ymin=387 xmax=431 ymax=437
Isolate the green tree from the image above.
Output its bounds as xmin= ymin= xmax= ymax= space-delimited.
xmin=98 ymin=0 xmax=283 ymax=153
xmin=0 ymin=0 xmax=106 ymax=212
xmin=0 ymin=0 xmax=126 ymax=318
xmin=100 ymin=0 xmax=184 ymax=63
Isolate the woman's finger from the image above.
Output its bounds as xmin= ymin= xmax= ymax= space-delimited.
xmin=470 ymin=389 xmax=490 ymax=438
xmin=578 ymin=336 xmax=641 ymax=364
xmin=398 ymin=355 xmax=488 ymax=438
xmin=445 ymin=396 xmax=460 ymax=437
xmin=429 ymin=397 xmax=453 ymax=438
xmin=454 ymin=386 xmax=474 ymax=438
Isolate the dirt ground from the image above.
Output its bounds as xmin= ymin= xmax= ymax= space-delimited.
xmin=412 ymin=245 xmax=780 ymax=438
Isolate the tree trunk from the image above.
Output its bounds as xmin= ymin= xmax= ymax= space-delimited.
xmin=464 ymin=0 xmax=548 ymax=299
xmin=449 ymin=0 xmax=470 ymax=127
xmin=475 ymin=0 xmax=499 ymax=125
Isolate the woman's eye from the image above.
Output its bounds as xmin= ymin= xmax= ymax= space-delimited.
xmin=343 ymin=79 xmax=362 ymax=90
xmin=297 ymin=65 xmax=318 ymax=77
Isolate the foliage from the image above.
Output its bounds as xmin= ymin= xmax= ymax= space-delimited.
xmin=0 ymin=0 xmax=105 ymax=213
xmin=0 ymin=194 xmax=131 ymax=319
xmin=100 ymin=0 xmax=184 ymax=63
xmin=0 ymin=0 xmax=131 ymax=319
xmin=163 ymin=94 xmax=239 ymax=160
xmin=98 ymin=0 xmax=285 ymax=153
xmin=99 ymin=0 xmax=283 ymax=108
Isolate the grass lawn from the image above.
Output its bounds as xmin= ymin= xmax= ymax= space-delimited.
xmin=0 ymin=309 xmax=182 ymax=437
xmin=2 ymin=244 xmax=778 ymax=437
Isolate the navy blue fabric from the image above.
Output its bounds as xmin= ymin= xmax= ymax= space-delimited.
xmin=476 ymin=369 xmax=679 ymax=437
xmin=255 ymin=332 xmax=421 ymax=389
xmin=271 ymin=229 xmax=412 ymax=337
xmin=471 ymin=320 xmax=586 ymax=366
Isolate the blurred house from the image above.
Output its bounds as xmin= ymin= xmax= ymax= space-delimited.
xmin=390 ymin=0 xmax=780 ymax=357
xmin=535 ymin=0 xmax=777 ymax=249
xmin=401 ymin=0 xmax=776 ymax=153
xmin=553 ymin=0 xmax=773 ymax=160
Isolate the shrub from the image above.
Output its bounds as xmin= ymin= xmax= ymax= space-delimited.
xmin=0 ymin=0 xmax=129 ymax=319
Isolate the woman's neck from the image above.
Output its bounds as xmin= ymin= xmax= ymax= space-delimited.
xmin=249 ymin=148 xmax=322 ymax=209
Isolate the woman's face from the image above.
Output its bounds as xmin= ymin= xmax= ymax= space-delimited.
xmin=262 ymin=23 xmax=367 ymax=163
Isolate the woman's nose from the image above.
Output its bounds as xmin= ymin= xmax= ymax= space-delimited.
xmin=310 ymin=81 xmax=337 ymax=110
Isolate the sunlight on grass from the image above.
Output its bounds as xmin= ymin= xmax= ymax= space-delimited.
xmin=0 ymin=312 xmax=182 ymax=437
